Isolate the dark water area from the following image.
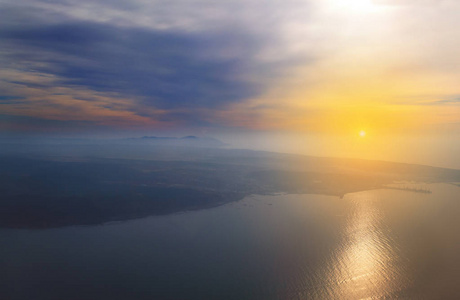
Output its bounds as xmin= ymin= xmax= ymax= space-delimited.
xmin=1 ymin=183 xmax=459 ymax=299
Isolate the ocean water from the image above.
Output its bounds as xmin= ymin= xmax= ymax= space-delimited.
xmin=1 ymin=183 xmax=459 ymax=299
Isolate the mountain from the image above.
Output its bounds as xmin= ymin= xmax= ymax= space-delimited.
xmin=129 ymin=136 xmax=226 ymax=147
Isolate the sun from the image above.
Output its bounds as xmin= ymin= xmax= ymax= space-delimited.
xmin=359 ymin=130 xmax=366 ymax=137
xmin=347 ymin=0 xmax=376 ymax=12
xmin=328 ymin=0 xmax=381 ymax=13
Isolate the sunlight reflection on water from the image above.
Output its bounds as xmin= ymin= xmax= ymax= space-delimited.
xmin=302 ymin=191 xmax=409 ymax=299
xmin=330 ymin=193 xmax=402 ymax=298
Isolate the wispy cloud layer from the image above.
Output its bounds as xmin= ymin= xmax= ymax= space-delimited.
xmin=0 ymin=0 xmax=317 ymax=131
xmin=2 ymin=22 xmax=262 ymax=108
xmin=0 ymin=0 xmax=459 ymax=134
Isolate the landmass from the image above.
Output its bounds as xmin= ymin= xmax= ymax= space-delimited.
xmin=1 ymin=139 xmax=459 ymax=228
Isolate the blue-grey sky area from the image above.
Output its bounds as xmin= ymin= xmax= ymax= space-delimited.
xmin=0 ymin=0 xmax=312 ymax=133
xmin=2 ymin=22 xmax=261 ymax=108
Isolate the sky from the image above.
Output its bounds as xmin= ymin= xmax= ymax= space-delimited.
xmin=0 ymin=0 xmax=459 ymax=167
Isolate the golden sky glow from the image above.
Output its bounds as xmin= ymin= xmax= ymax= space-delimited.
xmin=0 ymin=0 xmax=459 ymax=167
xmin=219 ymin=0 xmax=460 ymax=135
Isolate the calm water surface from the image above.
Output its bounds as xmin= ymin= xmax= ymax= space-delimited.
xmin=1 ymin=183 xmax=459 ymax=299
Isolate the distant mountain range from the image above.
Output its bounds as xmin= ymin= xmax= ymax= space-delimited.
xmin=127 ymin=136 xmax=226 ymax=147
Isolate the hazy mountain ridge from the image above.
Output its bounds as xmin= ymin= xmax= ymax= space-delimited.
xmin=126 ymin=136 xmax=226 ymax=147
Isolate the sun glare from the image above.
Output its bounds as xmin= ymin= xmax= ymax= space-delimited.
xmin=359 ymin=130 xmax=366 ymax=137
xmin=329 ymin=0 xmax=380 ymax=13
xmin=349 ymin=0 xmax=376 ymax=12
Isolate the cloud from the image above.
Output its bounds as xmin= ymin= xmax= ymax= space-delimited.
xmin=9 ymin=0 xmax=459 ymax=136
xmin=0 ymin=0 xmax=319 ymax=133
xmin=1 ymin=21 xmax=266 ymax=109
xmin=0 ymin=96 xmax=25 ymax=102
xmin=416 ymin=97 xmax=460 ymax=106
xmin=0 ymin=114 xmax=97 ymax=132
xmin=0 ymin=0 xmax=320 ymax=133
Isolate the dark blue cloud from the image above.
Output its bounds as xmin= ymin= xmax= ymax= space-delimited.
xmin=0 ymin=96 xmax=25 ymax=101
xmin=429 ymin=97 xmax=460 ymax=105
xmin=0 ymin=98 xmax=25 ymax=104
xmin=1 ymin=22 xmax=262 ymax=109
xmin=0 ymin=114 xmax=96 ymax=131
xmin=398 ymin=96 xmax=460 ymax=106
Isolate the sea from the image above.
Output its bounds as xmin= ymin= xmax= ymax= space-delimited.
xmin=1 ymin=183 xmax=459 ymax=299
